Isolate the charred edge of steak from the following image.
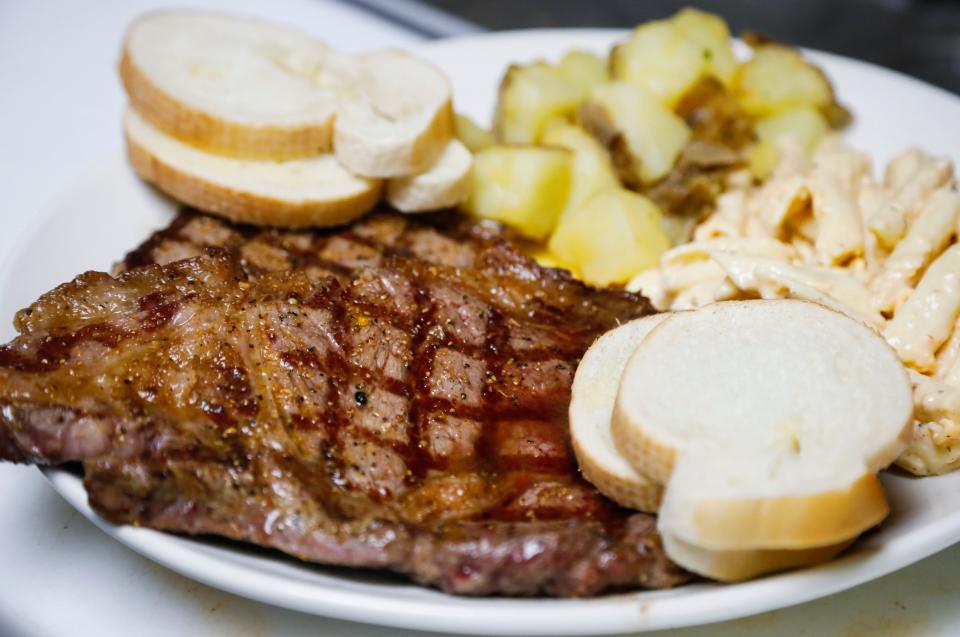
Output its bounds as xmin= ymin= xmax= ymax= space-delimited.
xmin=82 ymin=457 xmax=687 ymax=596
xmin=0 ymin=410 xmax=25 ymax=463
xmin=119 ymin=208 xmax=653 ymax=320
xmin=0 ymin=210 xmax=681 ymax=597
xmin=0 ymin=404 xmax=114 ymax=465
xmin=409 ymin=515 xmax=688 ymax=596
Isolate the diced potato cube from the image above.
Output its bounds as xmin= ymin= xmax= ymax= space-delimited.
xmin=464 ymin=146 xmax=572 ymax=240
xmin=755 ymin=105 xmax=830 ymax=152
xmin=541 ymin=119 xmax=620 ymax=212
xmin=494 ymin=63 xmax=585 ymax=144
xmin=610 ymin=20 xmax=705 ymax=106
xmin=749 ymin=105 xmax=830 ymax=179
xmin=734 ymin=45 xmax=832 ymax=116
xmin=455 ymin=114 xmax=494 ymax=153
xmin=548 ymin=189 xmax=670 ymax=286
xmin=557 ymin=50 xmax=608 ymax=95
xmin=580 ymin=82 xmax=691 ymax=185
xmin=672 ymin=8 xmax=737 ymax=86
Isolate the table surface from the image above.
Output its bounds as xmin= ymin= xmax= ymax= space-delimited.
xmin=2 ymin=1 xmax=960 ymax=636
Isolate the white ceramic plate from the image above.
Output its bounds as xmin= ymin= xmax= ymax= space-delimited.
xmin=4 ymin=29 xmax=960 ymax=637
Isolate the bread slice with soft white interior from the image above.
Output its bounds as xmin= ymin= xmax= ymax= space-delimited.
xmin=569 ymin=314 xmax=669 ymax=512
xmin=121 ymin=10 xmax=339 ymax=160
xmin=662 ymin=532 xmax=853 ymax=582
xmin=124 ymin=107 xmax=381 ymax=228
xmin=612 ymin=300 xmax=912 ymax=551
xmin=386 ymin=140 xmax=472 ymax=213
xmin=333 ymin=49 xmax=454 ymax=178
xmin=570 ymin=306 xmax=856 ymax=580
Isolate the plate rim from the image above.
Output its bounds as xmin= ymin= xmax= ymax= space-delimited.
xmin=6 ymin=27 xmax=960 ymax=636
xmin=43 ymin=465 xmax=960 ymax=636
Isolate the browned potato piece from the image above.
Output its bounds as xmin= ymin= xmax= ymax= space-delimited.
xmin=541 ymin=118 xmax=619 ymax=213
xmin=493 ymin=63 xmax=585 ymax=144
xmin=748 ymin=106 xmax=831 ymax=178
xmin=610 ymin=20 xmax=705 ymax=107
xmin=548 ymin=188 xmax=670 ymax=286
xmin=557 ymin=50 xmax=608 ymax=94
xmin=610 ymin=9 xmax=736 ymax=107
xmin=734 ymin=45 xmax=833 ymax=116
xmin=673 ymin=8 xmax=737 ymax=86
xmin=464 ymin=145 xmax=572 ymax=240
xmin=579 ymin=82 xmax=691 ymax=186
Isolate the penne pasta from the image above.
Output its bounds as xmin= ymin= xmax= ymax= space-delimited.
xmin=933 ymin=317 xmax=960 ymax=384
xmin=694 ymin=189 xmax=747 ymax=240
xmin=662 ymin=260 xmax=726 ymax=294
xmin=910 ymin=369 xmax=960 ymax=423
xmin=884 ymin=148 xmax=925 ymax=191
xmin=897 ymin=370 xmax=960 ymax=476
xmin=944 ymin=360 xmax=960 ymax=390
xmin=662 ymin=237 xmax=796 ymax=266
xmin=813 ymin=136 xmax=872 ymax=188
xmin=809 ymin=167 xmax=863 ymax=265
xmin=771 ymin=136 xmax=809 ymax=178
xmin=669 ymin=276 xmax=734 ymax=310
xmin=626 ymin=267 xmax=668 ymax=309
xmin=867 ymin=157 xmax=953 ymax=249
xmin=709 ymin=251 xmax=883 ymax=327
xmin=755 ymin=175 xmax=810 ymax=237
xmin=895 ymin=419 xmax=960 ymax=476
xmin=872 ymin=188 xmax=960 ymax=313
xmin=884 ymin=244 xmax=960 ymax=372
xmin=638 ymin=136 xmax=960 ymax=477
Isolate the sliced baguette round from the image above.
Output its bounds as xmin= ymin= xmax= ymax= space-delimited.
xmin=662 ymin=532 xmax=853 ymax=582
xmin=613 ymin=299 xmax=913 ymax=550
xmin=121 ymin=10 xmax=339 ymax=160
xmin=386 ymin=139 xmax=472 ymax=213
xmin=333 ymin=49 xmax=454 ymax=178
xmin=569 ymin=314 xmax=670 ymax=512
xmin=124 ymin=107 xmax=381 ymax=228
xmin=663 ymin=469 xmax=889 ymax=551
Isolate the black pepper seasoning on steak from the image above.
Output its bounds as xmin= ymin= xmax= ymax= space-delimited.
xmin=0 ymin=209 xmax=688 ymax=596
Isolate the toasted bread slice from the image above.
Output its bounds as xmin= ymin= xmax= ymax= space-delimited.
xmin=124 ymin=107 xmax=381 ymax=228
xmin=662 ymin=466 xmax=890 ymax=551
xmin=569 ymin=314 xmax=669 ymax=511
xmin=613 ymin=300 xmax=912 ymax=550
xmin=386 ymin=140 xmax=472 ymax=213
xmin=333 ymin=49 xmax=454 ymax=178
xmin=662 ymin=532 xmax=853 ymax=582
xmin=121 ymin=10 xmax=339 ymax=160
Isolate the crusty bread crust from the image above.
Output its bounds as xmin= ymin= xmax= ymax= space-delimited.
xmin=608 ymin=300 xmax=911 ymax=576
xmin=686 ymin=472 xmax=890 ymax=550
xmin=335 ymin=96 xmax=454 ymax=179
xmin=663 ymin=533 xmax=853 ymax=582
xmin=125 ymin=111 xmax=381 ymax=228
xmin=386 ymin=139 xmax=472 ymax=213
xmin=333 ymin=49 xmax=454 ymax=178
xmin=569 ymin=315 xmax=669 ymax=512
xmin=611 ymin=398 xmax=677 ymax=486
xmin=119 ymin=33 xmax=334 ymax=160
xmin=572 ymin=434 xmax=663 ymax=512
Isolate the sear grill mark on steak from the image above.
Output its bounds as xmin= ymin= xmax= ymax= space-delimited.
xmin=0 ymin=209 xmax=688 ymax=596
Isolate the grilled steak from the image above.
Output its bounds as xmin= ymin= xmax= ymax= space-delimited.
xmin=0 ymin=209 xmax=688 ymax=596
